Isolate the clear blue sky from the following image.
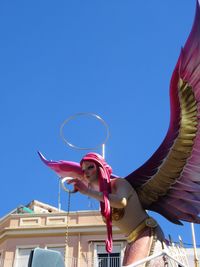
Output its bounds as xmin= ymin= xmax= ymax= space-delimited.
xmin=0 ymin=0 xmax=199 ymax=248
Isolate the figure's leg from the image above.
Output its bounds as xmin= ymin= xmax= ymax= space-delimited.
xmin=123 ymin=226 xmax=167 ymax=267
xmin=122 ymin=227 xmax=153 ymax=266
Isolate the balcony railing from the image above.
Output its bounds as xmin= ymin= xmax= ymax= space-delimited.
xmin=0 ymin=248 xmax=191 ymax=267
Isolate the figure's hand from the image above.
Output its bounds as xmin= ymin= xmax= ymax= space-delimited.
xmin=67 ymin=178 xmax=88 ymax=195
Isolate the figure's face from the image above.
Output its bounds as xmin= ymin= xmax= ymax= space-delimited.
xmin=81 ymin=161 xmax=98 ymax=183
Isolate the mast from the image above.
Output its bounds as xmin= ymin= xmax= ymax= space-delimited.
xmin=191 ymin=223 xmax=199 ymax=267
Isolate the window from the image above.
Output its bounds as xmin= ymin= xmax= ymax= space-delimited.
xmin=14 ymin=247 xmax=35 ymax=267
xmin=95 ymin=243 xmax=123 ymax=267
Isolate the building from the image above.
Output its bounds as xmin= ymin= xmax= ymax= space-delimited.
xmin=0 ymin=200 xmax=126 ymax=267
xmin=0 ymin=200 xmax=199 ymax=267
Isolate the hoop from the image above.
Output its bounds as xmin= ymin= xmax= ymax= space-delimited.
xmin=61 ymin=177 xmax=77 ymax=193
xmin=60 ymin=112 xmax=110 ymax=150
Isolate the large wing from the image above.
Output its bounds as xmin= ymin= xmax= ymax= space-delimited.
xmin=125 ymin=1 xmax=200 ymax=225
xmin=38 ymin=151 xmax=84 ymax=179
xmin=38 ymin=151 xmax=119 ymax=180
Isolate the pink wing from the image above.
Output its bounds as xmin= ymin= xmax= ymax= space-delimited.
xmin=38 ymin=152 xmax=84 ymax=179
xmin=125 ymin=1 xmax=200 ymax=225
xmin=38 ymin=152 xmax=119 ymax=180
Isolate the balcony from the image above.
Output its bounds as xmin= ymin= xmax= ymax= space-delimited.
xmin=0 ymin=249 xmax=193 ymax=267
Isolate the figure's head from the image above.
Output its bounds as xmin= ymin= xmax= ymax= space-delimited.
xmin=80 ymin=152 xmax=112 ymax=181
xmin=81 ymin=161 xmax=98 ymax=183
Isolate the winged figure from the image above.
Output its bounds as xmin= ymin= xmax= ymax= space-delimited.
xmin=38 ymin=1 xmax=200 ymax=266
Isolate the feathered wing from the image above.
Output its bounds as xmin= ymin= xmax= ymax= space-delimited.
xmin=38 ymin=151 xmax=84 ymax=179
xmin=125 ymin=0 xmax=200 ymax=225
xmin=38 ymin=152 xmax=119 ymax=179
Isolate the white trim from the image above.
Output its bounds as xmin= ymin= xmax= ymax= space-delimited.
xmin=0 ymin=208 xmax=17 ymax=223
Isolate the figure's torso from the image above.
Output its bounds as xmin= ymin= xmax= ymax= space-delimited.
xmin=110 ymin=178 xmax=148 ymax=236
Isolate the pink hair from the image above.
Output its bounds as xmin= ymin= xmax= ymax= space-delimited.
xmin=80 ymin=153 xmax=113 ymax=253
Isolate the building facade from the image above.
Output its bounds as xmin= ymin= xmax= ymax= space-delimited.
xmin=0 ymin=200 xmax=126 ymax=267
xmin=0 ymin=200 xmax=199 ymax=267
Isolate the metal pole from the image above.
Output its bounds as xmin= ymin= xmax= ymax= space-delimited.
xmin=77 ymin=233 xmax=81 ymax=266
xmin=191 ymin=223 xmax=199 ymax=267
xmin=58 ymin=178 xmax=61 ymax=211
xmin=102 ymin=143 xmax=105 ymax=159
xmin=64 ymin=192 xmax=71 ymax=267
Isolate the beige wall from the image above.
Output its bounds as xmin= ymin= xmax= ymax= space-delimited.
xmin=1 ymin=202 xmax=198 ymax=267
xmin=0 ymin=209 xmax=125 ymax=267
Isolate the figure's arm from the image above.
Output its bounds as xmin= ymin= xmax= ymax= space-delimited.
xmin=69 ymin=178 xmax=131 ymax=209
xmin=87 ymin=186 xmax=128 ymax=209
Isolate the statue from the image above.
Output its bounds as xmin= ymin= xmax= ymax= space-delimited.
xmin=38 ymin=1 xmax=200 ymax=266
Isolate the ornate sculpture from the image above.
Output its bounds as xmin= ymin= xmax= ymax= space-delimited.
xmin=39 ymin=1 xmax=200 ymax=266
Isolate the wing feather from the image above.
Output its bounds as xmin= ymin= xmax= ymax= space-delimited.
xmin=125 ymin=1 xmax=200 ymax=224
